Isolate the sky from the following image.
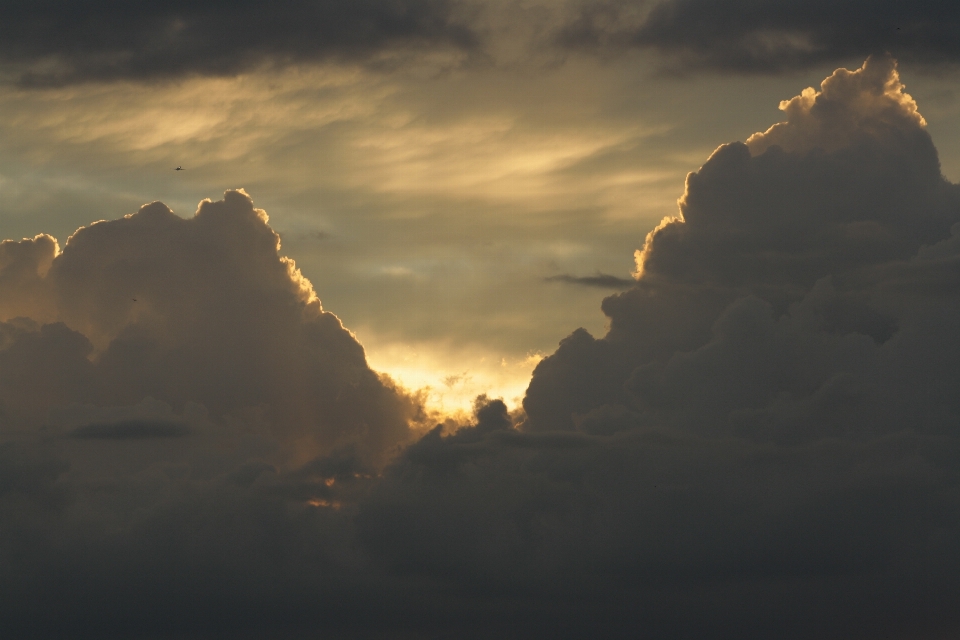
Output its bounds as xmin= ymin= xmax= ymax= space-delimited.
xmin=4 ymin=1 xmax=960 ymax=638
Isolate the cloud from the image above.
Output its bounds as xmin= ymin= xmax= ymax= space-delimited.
xmin=7 ymin=0 xmax=960 ymax=88
xmin=745 ymin=54 xmax=927 ymax=155
xmin=359 ymin=406 xmax=960 ymax=637
xmin=5 ymin=57 xmax=960 ymax=638
xmin=526 ymin=55 xmax=960 ymax=435
xmin=0 ymin=189 xmax=421 ymax=465
xmin=0 ymin=0 xmax=477 ymax=85
xmin=69 ymin=420 xmax=190 ymax=440
xmin=545 ymin=272 xmax=635 ymax=288
xmin=557 ymin=0 xmax=960 ymax=73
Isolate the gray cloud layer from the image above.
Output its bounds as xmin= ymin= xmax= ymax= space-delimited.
xmin=0 ymin=0 xmax=476 ymax=85
xmin=4 ymin=56 xmax=960 ymax=637
xmin=9 ymin=0 xmax=960 ymax=86
xmin=558 ymin=0 xmax=960 ymax=73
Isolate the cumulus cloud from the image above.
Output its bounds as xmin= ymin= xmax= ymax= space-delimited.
xmin=527 ymin=55 xmax=960 ymax=435
xmin=0 ymin=0 xmax=477 ymax=85
xmin=6 ymin=57 xmax=960 ymax=638
xmin=557 ymin=0 xmax=960 ymax=73
xmin=0 ymin=189 xmax=420 ymax=464
xmin=746 ymin=54 xmax=927 ymax=155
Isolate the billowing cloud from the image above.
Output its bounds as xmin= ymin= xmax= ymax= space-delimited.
xmin=526 ymin=54 xmax=960 ymax=433
xmin=558 ymin=0 xmax=960 ymax=73
xmin=5 ymin=56 xmax=960 ymax=638
xmin=0 ymin=189 xmax=420 ymax=464
xmin=0 ymin=0 xmax=477 ymax=85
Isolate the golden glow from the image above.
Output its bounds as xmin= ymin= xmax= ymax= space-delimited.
xmin=360 ymin=336 xmax=543 ymax=416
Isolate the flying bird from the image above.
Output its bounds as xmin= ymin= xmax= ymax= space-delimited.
xmin=175 ymin=166 xmax=182 ymax=171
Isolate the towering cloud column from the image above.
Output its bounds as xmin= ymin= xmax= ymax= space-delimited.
xmin=524 ymin=54 xmax=960 ymax=439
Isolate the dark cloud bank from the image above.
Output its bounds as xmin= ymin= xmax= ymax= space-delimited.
xmin=9 ymin=0 xmax=960 ymax=86
xmin=4 ymin=56 xmax=960 ymax=638
xmin=559 ymin=0 xmax=960 ymax=73
xmin=0 ymin=0 xmax=476 ymax=85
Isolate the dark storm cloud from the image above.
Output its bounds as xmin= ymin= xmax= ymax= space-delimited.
xmin=0 ymin=0 xmax=477 ymax=85
xmin=558 ymin=0 xmax=960 ymax=73
xmin=6 ymin=56 xmax=960 ymax=638
xmin=545 ymin=272 xmax=635 ymax=288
